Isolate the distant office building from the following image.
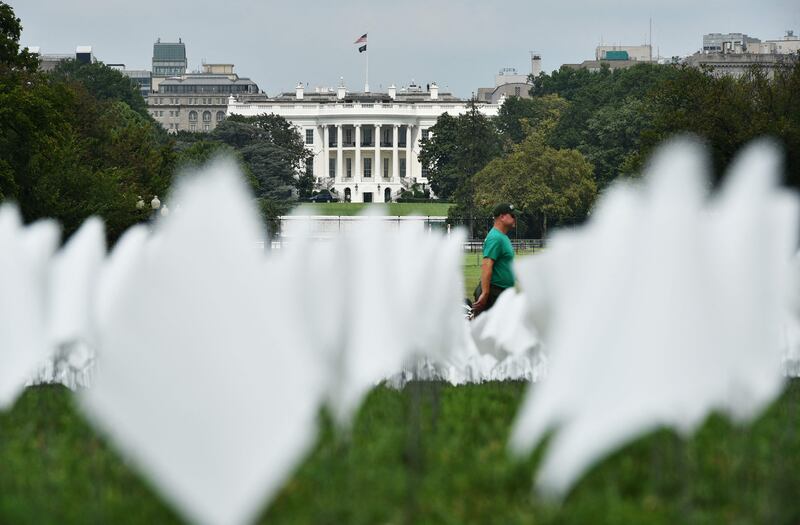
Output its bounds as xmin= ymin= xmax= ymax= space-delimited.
xmin=685 ymin=30 xmax=799 ymax=78
xmin=29 ymin=45 xmax=95 ymax=71
xmin=702 ymin=33 xmax=761 ymax=53
xmin=148 ymin=63 xmax=259 ymax=133
xmin=121 ymin=69 xmax=152 ymax=99
xmin=476 ymin=53 xmax=541 ymax=103
xmin=564 ymin=44 xmax=653 ymax=72
xmin=151 ymin=38 xmax=187 ymax=92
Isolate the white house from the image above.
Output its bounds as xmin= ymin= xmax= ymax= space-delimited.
xmin=227 ymin=82 xmax=500 ymax=203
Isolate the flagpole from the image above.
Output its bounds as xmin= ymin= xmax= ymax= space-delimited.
xmin=365 ymin=39 xmax=370 ymax=92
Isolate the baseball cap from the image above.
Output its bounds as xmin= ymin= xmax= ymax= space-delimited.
xmin=492 ymin=203 xmax=517 ymax=218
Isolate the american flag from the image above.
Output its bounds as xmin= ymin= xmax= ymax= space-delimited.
xmin=354 ymin=33 xmax=367 ymax=44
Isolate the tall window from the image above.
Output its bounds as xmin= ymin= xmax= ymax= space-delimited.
xmin=346 ymin=158 xmax=352 ymax=178
xmin=305 ymin=129 xmax=314 ymax=145
xmin=305 ymin=157 xmax=313 ymax=176
xmin=362 ymin=128 xmax=372 ymax=146
xmin=364 ymin=158 xmax=372 ymax=178
xmin=383 ymin=158 xmax=389 ymax=178
xmin=329 ymin=158 xmax=335 ymax=178
xmin=400 ymin=159 xmax=407 ymax=177
xmin=330 ymin=127 xmax=337 ymax=146
xmin=202 ymin=111 xmax=211 ymax=122
xmin=382 ymin=128 xmax=391 ymax=145
xmin=345 ymin=128 xmax=353 ymax=145
xmin=421 ymin=129 xmax=430 ymax=140
xmin=216 ymin=111 xmax=225 ymax=122
xmin=514 ymin=86 xmax=521 ymax=96
xmin=189 ymin=111 xmax=197 ymax=122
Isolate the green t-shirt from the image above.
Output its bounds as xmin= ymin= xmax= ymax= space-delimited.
xmin=482 ymin=227 xmax=515 ymax=289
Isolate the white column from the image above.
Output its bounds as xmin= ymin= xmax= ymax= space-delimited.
xmin=405 ymin=125 xmax=412 ymax=181
xmin=392 ymin=125 xmax=399 ymax=183
xmin=323 ymin=125 xmax=330 ymax=180
xmin=355 ymin=124 xmax=362 ymax=184
xmin=336 ymin=124 xmax=343 ymax=182
xmin=374 ymin=124 xmax=381 ymax=181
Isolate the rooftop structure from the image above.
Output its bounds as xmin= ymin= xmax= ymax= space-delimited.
xmin=476 ymin=53 xmax=541 ymax=104
xmin=29 ymin=45 xmax=95 ymax=71
xmin=686 ymin=30 xmax=799 ymax=78
xmin=152 ymin=38 xmax=187 ymax=78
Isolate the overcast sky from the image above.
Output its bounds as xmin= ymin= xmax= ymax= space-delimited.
xmin=13 ymin=0 xmax=800 ymax=98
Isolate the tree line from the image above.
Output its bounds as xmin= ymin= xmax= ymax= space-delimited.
xmin=420 ymin=59 xmax=800 ymax=238
xmin=0 ymin=2 xmax=309 ymax=243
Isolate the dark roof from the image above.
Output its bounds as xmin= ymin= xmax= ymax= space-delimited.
xmin=153 ymin=42 xmax=186 ymax=61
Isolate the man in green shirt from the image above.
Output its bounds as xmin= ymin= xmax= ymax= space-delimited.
xmin=473 ymin=203 xmax=517 ymax=315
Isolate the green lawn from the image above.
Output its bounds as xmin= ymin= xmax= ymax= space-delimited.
xmin=463 ymin=249 xmax=539 ymax=298
xmin=294 ymin=202 xmax=453 ymax=216
xmin=4 ymin=381 xmax=800 ymax=524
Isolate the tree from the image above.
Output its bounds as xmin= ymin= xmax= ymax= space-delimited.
xmin=472 ymin=131 xmax=596 ymax=238
xmin=49 ymin=59 xmax=150 ymax=119
xmin=418 ymin=101 xmax=503 ymax=201
xmin=496 ymin=94 xmax=569 ymax=144
xmin=0 ymin=2 xmax=38 ymax=73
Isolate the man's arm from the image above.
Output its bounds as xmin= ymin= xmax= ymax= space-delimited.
xmin=473 ymin=257 xmax=494 ymax=312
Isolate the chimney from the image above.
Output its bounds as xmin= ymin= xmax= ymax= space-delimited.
xmin=531 ymin=53 xmax=542 ymax=78
xmin=295 ymin=82 xmax=304 ymax=100
xmin=388 ymin=84 xmax=396 ymax=99
xmin=337 ymin=77 xmax=346 ymax=100
xmin=429 ymin=82 xmax=439 ymax=100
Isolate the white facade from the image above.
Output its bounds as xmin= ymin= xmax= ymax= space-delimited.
xmin=227 ymin=84 xmax=500 ymax=203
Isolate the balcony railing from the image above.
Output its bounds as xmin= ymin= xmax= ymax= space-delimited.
xmin=361 ymin=141 xmax=374 ymax=147
xmin=343 ymin=141 xmax=355 ymax=147
xmin=380 ymin=141 xmax=393 ymax=147
xmin=328 ymin=142 xmax=338 ymax=147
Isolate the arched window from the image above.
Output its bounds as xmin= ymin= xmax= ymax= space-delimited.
xmin=216 ymin=111 xmax=225 ymax=122
xmin=189 ymin=111 xmax=198 ymax=122
xmin=384 ymin=187 xmax=392 ymax=202
xmin=344 ymin=188 xmax=352 ymax=202
xmin=202 ymin=111 xmax=212 ymax=122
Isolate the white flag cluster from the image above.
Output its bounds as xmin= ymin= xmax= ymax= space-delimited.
xmin=0 ymin=160 xmax=471 ymax=525
xmin=1 ymin=138 xmax=799 ymax=522
xmin=509 ymin=139 xmax=800 ymax=496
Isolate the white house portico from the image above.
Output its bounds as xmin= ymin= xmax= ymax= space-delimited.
xmin=227 ymin=82 xmax=500 ymax=203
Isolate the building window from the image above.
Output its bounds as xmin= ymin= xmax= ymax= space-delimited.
xmin=421 ymin=166 xmax=429 ymax=179
xmin=202 ymin=111 xmax=211 ymax=122
xmin=384 ymin=187 xmax=392 ymax=202
xmin=364 ymin=158 xmax=372 ymax=178
xmin=422 ymin=129 xmax=430 ymax=140
xmin=305 ymin=157 xmax=313 ymax=176
xmin=362 ymin=128 xmax=372 ymax=146
xmin=189 ymin=111 xmax=198 ymax=122
xmin=382 ymin=128 xmax=391 ymax=145
xmin=344 ymin=187 xmax=352 ymax=202
xmin=329 ymin=127 xmax=337 ymax=146
xmin=204 ymin=124 xmax=210 ymax=132
xmin=514 ymin=86 xmax=521 ymax=96
xmin=383 ymin=158 xmax=389 ymax=178
xmin=345 ymin=128 xmax=353 ymax=146
xmin=346 ymin=158 xmax=352 ymax=178
xmin=190 ymin=124 xmax=196 ymax=132
xmin=329 ymin=158 xmax=335 ymax=178
xmin=216 ymin=111 xmax=225 ymax=122
xmin=400 ymin=159 xmax=407 ymax=177
xmin=305 ymin=129 xmax=314 ymax=145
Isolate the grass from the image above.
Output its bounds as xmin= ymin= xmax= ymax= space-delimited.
xmin=294 ymin=202 xmax=453 ymax=216
xmin=4 ymin=381 xmax=800 ymax=524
